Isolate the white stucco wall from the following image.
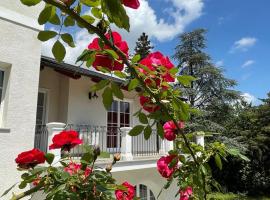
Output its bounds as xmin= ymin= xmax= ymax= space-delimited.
xmin=39 ymin=67 xmax=69 ymax=123
xmin=0 ymin=2 xmax=42 ymax=198
xmin=67 ymin=76 xmax=140 ymax=126
xmin=113 ymin=167 xmax=179 ymax=200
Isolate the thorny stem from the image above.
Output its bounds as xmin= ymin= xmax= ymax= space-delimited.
xmin=41 ymin=0 xmax=206 ymax=199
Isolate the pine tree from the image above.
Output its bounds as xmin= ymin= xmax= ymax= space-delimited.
xmin=173 ymin=29 xmax=240 ymax=132
xmin=134 ymin=32 xmax=153 ymax=60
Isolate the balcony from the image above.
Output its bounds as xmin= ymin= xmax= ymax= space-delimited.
xmin=34 ymin=123 xmax=173 ymax=162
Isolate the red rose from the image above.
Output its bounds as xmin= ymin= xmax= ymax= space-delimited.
xmin=88 ymin=31 xmax=129 ymax=71
xmin=163 ymin=121 xmax=184 ymax=141
xmin=64 ymin=162 xmax=92 ymax=177
xmin=115 ymin=182 xmax=135 ymax=200
xmin=139 ymin=51 xmax=175 ymax=87
xmin=179 ymin=186 xmax=193 ymax=200
xmin=49 ymin=130 xmax=82 ymax=151
xmin=157 ymin=155 xmax=178 ymax=178
xmin=122 ymin=0 xmax=140 ymax=9
xmin=15 ymin=148 xmax=45 ymax=169
xmin=139 ymin=96 xmax=160 ymax=113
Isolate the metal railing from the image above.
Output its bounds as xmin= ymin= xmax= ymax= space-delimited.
xmin=66 ymin=125 xmax=122 ymax=158
xmin=131 ymin=130 xmax=162 ymax=157
xmin=34 ymin=124 xmax=48 ymax=153
xmin=34 ymin=124 xmax=163 ymax=158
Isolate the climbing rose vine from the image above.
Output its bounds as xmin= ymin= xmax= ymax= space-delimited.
xmin=3 ymin=0 xmax=250 ymax=199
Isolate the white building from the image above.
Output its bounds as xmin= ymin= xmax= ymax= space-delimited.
xmin=0 ymin=1 xmax=178 ymax=199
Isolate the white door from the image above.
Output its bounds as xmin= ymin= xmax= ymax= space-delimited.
xmin=107 ymin=100 xmax=131 ymax=152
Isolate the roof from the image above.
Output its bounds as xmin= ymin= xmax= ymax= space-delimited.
xmin=41 ymin=56 xmax=125 ymax=84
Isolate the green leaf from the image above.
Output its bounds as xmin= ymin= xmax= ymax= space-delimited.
xmin=105 ymin=49 xmax=119 ymax=59
xmin=38 ymin=6 xmax=53 ymax=25
xmin=102 ymin=87 xmax=113 ymax=110
xmin=111 ymin=82 xmax=124 ymax=100
xmin=1 ymin=183 xmax=17 ymax=197
xmin=20 ymin=0 xmax=41 ymax=6
xmin=157 ymin=123 xmax=164 ymax=139
xmin=52 ymin=40 xmax=66 ymax=63
xmin=49 ymin=13 xmax=60 ymax=25
xmin=177 ymin=75 xmax=197 ymax=87
xmin=81 ymin=0 xmax=100 ymax=7
xmin=131 ymin=54 xmax=141 ymax=63
xmin=129 ymin=125 xmax=144 ymax=136
xmin=64 ymin=16 xmax=75 ymax=27
xmin=91 ymin=7 xmax=102 ymax=19
xmin=90 ymin=80 xmax=110 ymax=92
xmin=144 ymin=125 xmax=152 ymax=140
xmin=138 ymin=113 xmax=148 ymax=124
xmin=215 ymin=154 xmax=222 ymax=170
xmin=78 ymin=15 xmax=95 ymax=27
xmin=45 ymin=153 xmax=55 ymax=165
xmin=76 ymin=49 xmax=93 ymax=63
xmin=61 ymin=33 xmax=75 ymax=48
xmin=101 ymin=0 xmax=130 ymax=31
xmin=18 ymin=181 xmax=27 ymax=189
xmin=128 ymin=79 xmax=139 ymax=91
xmin=37 ymin=30 xmax=57 ymax=41
xmin=114 ymin=71 xmax=127 ymax=79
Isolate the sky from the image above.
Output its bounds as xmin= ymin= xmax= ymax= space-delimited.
xmin=44 ymin=0 xmax=270 ymax=105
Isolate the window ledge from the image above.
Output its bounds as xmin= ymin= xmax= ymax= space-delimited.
xmin=0 ymin=128 xmax=10 ymax=133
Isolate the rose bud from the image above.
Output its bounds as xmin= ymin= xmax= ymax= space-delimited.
xmin=105 ymin=164 xmax=112 ymax=172
xmin=113 ymin=153 xmax=121 ymax=162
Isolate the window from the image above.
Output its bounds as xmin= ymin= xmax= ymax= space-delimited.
xmin=0 ymin=68 xmax=7 ymax=127
xmin=135 ymin=184 xmax=156 ymax=200
xmin=107 ymin=100 xmax=131 ymax=149
xmin=0 ymin=70 xmax=4 ymax=106
xmin=36 ymin=91 xmax=47 ymax=125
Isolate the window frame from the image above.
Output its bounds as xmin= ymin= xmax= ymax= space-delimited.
xmin=36 ymin=88 xmax=49 ymax=125
xmin=0 ymin=66 xmax=9 ymax=127
xmin=135 ymin=184 xmax=156 ymax=200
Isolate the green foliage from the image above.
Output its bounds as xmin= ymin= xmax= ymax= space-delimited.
xmin=101 ymin=0 xmax=130 ymax=31
xmin=102 ymin=87 xmax=113 ymax=110
xmin=128 ymin=125 xmax=145 ymax=136
xmin=52 ymin=40 xmax=66 ymax=63
xmin=134 ymin=32 xmax=153 ymax=60
xmin=20 ymin=0 xmax=41 ymax=6
xmin=37 ymin=30 xmax=57 ymax=41
xmin=61 ymin=33 xmax=75 ymax=48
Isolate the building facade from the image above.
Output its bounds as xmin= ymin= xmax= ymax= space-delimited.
xmin=0 ymin=2 xmax=179 ymax=199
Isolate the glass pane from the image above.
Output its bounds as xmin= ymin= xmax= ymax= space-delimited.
xmin=120 ymin=102 xmax=130 ymax=113
xmin=125 ymin=114 xmax=130 ymax=125
xmin=0 ymin=88 xmax=2 ymax=103
xmin=139 ymin=184 xmax=147 ymax=200
xmin=37 ymin=93 xmax=44 ymax=106
xmin=0 ymin=71 xmax=4 ymax=87
xmin=150 ymin=190 xmax=156 ymax=200
xmin=109 ymin=100 xmax=118 ymax=112
xmin=120 ymin=113 xmax=124 ymax=124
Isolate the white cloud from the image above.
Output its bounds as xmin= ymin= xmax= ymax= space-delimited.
xmin=241 ymin=92 xmax=258 ymax=105
xmin=42 ymin=0 xmax=204 ymax=64
xmin=241 ymin=73 xmax=251 ymax=81
xmin=230 ymin=37 xmax=257 ymax=53
xmin=241 ymin=60 xmax=255 ymax=68
xmin=215 ymin=60 xmax=224 ymax=67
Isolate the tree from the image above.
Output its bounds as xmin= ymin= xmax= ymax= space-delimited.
xmin=173 ymin=29 xmax=239 ymax=109
xmin=173 ymin=29 xmax=240 ymax=132
xmin=134 ymin=32 xmax=153 ymax=60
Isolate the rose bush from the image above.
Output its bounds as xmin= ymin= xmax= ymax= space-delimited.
xmin=49 ymin=130 xmax=82 ymax=151
xmin=157 ymin=155 xmax=178 ymax=178
xmin=115 ymin=182 xmax=135 ymax=200
xmin=6 ymin=0 xmax=250 ymax=199
xmin=88 ymin=32 xmax=129 ymax=71
xmin=15 ymin=148 xmax=45 ymax=169
xmin=163 ymin=120 xmax=185 ymax=141
xmin=122 ymin=0 xmax=140 ymax=9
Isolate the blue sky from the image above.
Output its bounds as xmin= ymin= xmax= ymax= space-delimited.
xmin=44 ymin=0 xmax=270 ymax=104
xmin=149 ymin=0 xmax=270 ymax=104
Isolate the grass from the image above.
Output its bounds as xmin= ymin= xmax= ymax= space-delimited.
xmin=208 ymin=193 xmax=270 ymax=200
xmin=99 ymin=151 xmax=111 ymax=158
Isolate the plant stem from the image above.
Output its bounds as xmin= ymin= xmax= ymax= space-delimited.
xmin=11 ymin=183 xmax=43 ymax=200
